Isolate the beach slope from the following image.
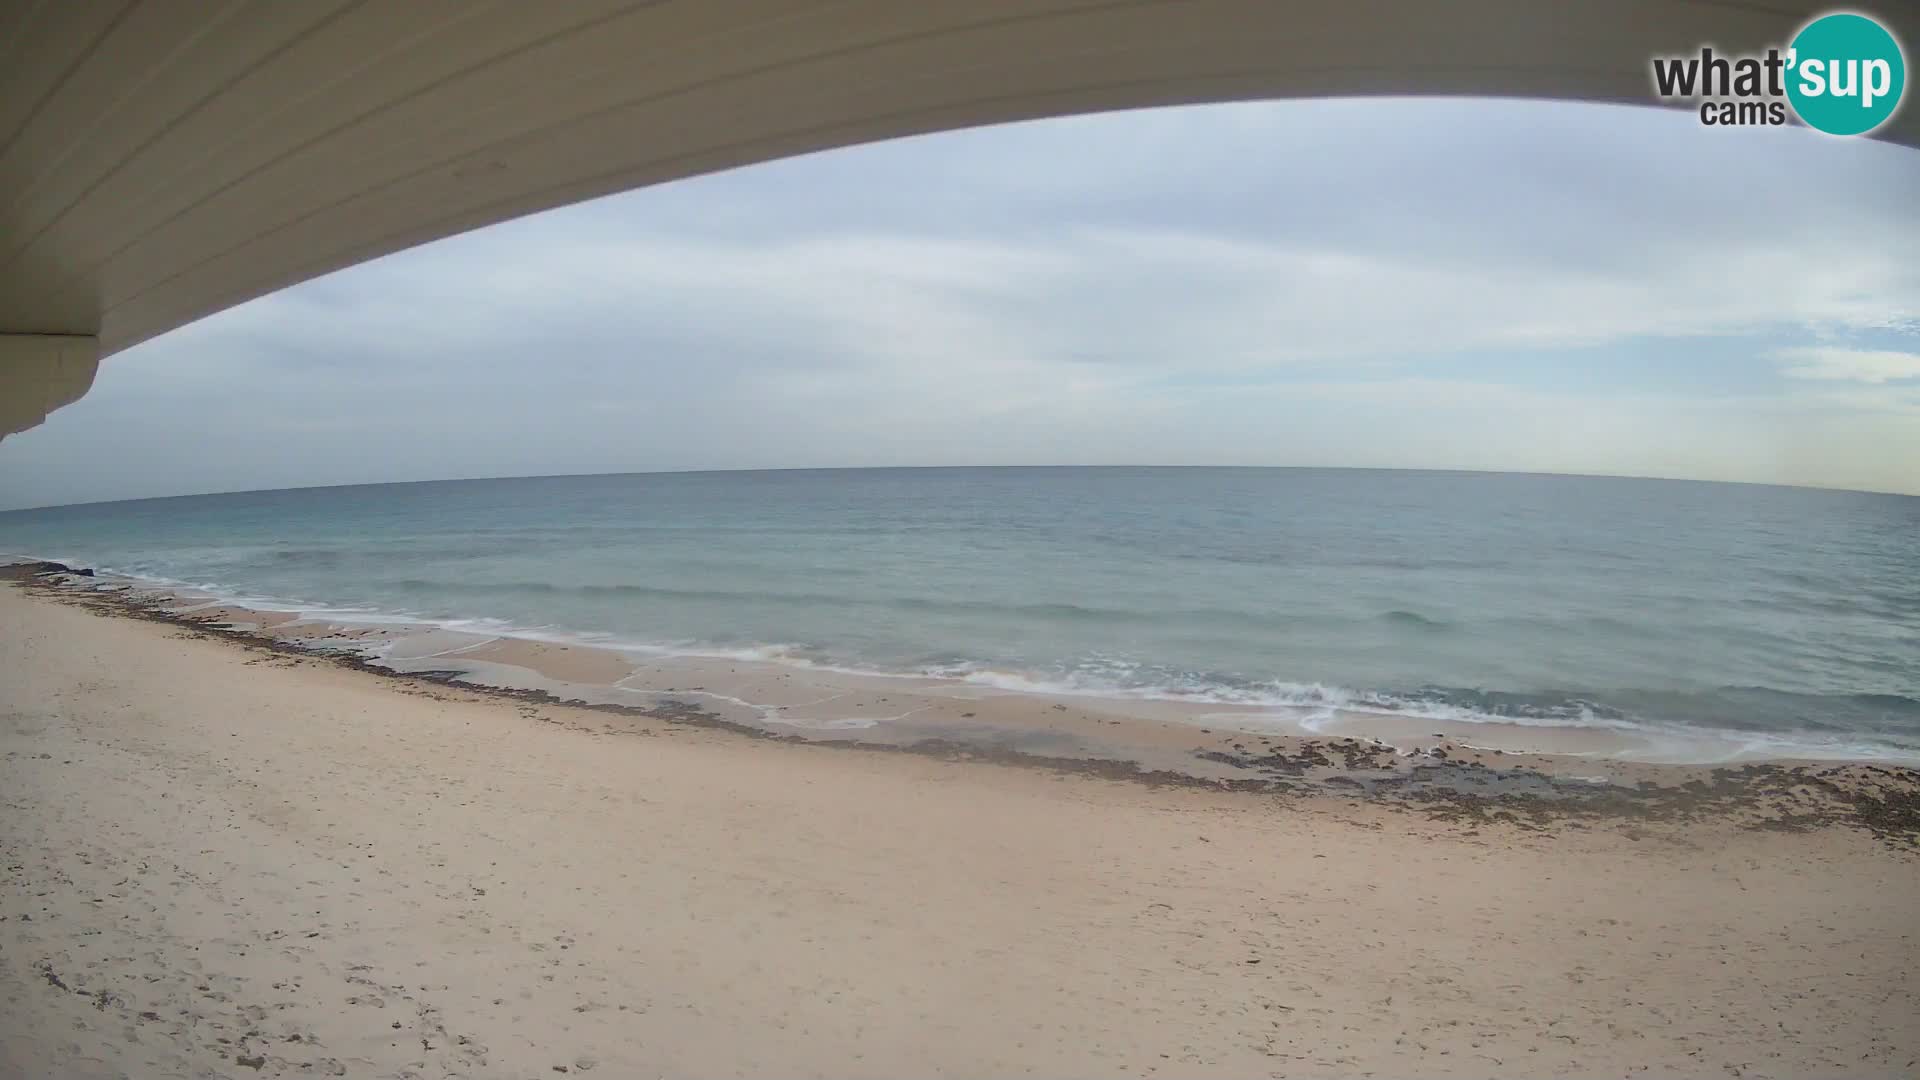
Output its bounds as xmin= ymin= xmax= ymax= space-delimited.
xmin=2 ymin=584 xmax=1916 ymax=1078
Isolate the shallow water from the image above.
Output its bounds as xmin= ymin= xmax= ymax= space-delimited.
xmin=5 ymin=466 xmax=1917 ymax=761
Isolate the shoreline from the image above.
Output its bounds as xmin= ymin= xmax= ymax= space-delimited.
xmin=11 ymin=552 xmax=1916 ymax=768
xmin=11 ymin=561 xmax=1919 ymax=844
xmin=20 ymin=555 xmax=1912 ymax=769
xmin=3 ymin=563 xmax=1918 ymax=1077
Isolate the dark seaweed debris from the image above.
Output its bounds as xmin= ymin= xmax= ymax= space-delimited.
xmin=1195 ymin=734 xmax=1920 ymax=846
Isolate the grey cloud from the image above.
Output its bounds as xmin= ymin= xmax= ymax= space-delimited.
xmin=2 ymin=98 xmax=1917 ymax=509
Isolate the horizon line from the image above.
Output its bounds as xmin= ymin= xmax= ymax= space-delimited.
xmin=3 ymin=463 xmax=1915 ymax=515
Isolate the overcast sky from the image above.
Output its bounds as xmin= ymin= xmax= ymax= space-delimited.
xmin=3 ymin=98 xmax=1917 ymax=509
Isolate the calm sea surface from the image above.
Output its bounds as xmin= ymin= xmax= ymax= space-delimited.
xmin=5 ymin=467 xmax=1917 ymax=760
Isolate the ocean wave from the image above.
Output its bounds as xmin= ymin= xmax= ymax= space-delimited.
xmin=918 ymin=666 xmax=1920 ymax=762
xmin=924 ymin=663 xmax=1644 ymax=729
xmin=268 ymin=548 xmax=343 ymax=566
xmin=371 ymin=578 xmax=1287 ymax=626
xmin=364 ymin=578 xmax=1481 ymax=639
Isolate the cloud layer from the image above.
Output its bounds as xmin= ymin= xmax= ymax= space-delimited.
xmin=2 ymin=98 xmax=1917 ymax=508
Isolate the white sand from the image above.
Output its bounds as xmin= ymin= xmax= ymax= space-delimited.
xmin=2 ymin=584 xmax=1916 ymax=1078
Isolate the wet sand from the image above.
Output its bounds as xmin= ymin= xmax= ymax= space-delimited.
xmin=3 ymin=568 xmax=1919 ymax=1077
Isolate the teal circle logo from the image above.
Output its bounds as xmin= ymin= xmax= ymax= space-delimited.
xmin=1786 ymin=12 xmax=1907 ymax=135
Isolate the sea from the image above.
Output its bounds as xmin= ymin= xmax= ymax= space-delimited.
xmin=4 ymin=467 xmax=1917 ymax=762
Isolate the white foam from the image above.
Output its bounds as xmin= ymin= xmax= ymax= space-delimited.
xmin=762 ymin=715 xmax=882 ymax=731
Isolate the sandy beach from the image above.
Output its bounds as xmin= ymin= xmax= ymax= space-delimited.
xmin=3 ymin=576 xmax=1918 ymax=1078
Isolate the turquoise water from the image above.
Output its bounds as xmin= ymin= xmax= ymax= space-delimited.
xmin=5 ymin=467 xmax=1917 ymax=759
